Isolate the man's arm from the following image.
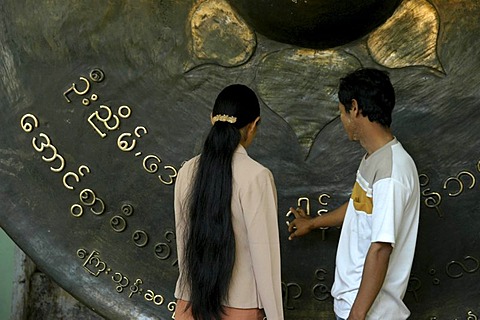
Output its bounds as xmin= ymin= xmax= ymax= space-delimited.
xmin=348 ymin=241 xmax=393 ymax=320
xmin=288 ymin=201 xmax=348 ymax=240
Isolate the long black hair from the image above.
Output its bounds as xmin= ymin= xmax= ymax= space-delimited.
xmin=184 ymin=84 xmax=260 ymax=320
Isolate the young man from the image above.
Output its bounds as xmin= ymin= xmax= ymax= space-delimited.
xmin=288 ymin=68 xmax=420 ymax=320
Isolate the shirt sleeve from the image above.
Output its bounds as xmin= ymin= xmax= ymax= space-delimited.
xmin=371 ymin=178 xmax=410 ymax=246
xmin=241 ymin=168 xmax=284 ymax=320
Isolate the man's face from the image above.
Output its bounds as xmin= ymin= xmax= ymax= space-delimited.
xmin=338 ymin=102 xmax=355 ymax=141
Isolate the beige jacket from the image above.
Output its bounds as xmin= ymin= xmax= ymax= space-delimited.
xmin=174 ymin=145 xmax=284 ymax=320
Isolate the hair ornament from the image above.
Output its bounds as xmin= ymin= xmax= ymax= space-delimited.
xmin=212 ymin=114 xmax=237 ymax=124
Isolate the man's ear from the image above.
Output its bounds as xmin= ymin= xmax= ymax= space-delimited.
xmin=351 ymin=99 xmax=360 ymax=117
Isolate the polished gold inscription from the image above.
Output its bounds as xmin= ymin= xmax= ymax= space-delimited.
xmin=71 ymin=188 xmax=107 ymax=218
xmin=77 ymin=248 xmax=172 ymax=310
xmin=88 ymin=105 xmax=127 ymax=138
xmin=110 ymin=215 xmax=128 ymax=233
xmin=70 ymin=204 xmax=83 ymax=218
xmin=117 ymin=126 xmax=147 ymax=152
xmin=80 ymin=249 xmax=107 ymax=277
xmin=421 ymin=188 xmax=443 ymax=218
xmin=128 ymin=279 xmax=143 ymax=298
xmin=145 ymin=289 xmax=165 ymax=306
xmin=21 ymin=113 xmax=67 ymax=173
xmin=467 ymin=310 xmax=478 ymax=320
xmin=142 ymin=155 xmax=178 ymax=185
xmin=64 ymin=76 xmax=91 ymax=103
xmin=318 ymin=193 xmax=330 ymax=207
xmin=63 ymin=165 xmax=91 ymax=190
xmin=79 ymin=188 xmax=105 ymax=216
xmin=167 ymin=301 xmax=176 ymax=319
xmin=63 ymin=69 xmax=104 ymax=104
xmin=20 ymin=114 xmax=39 ymax=132
xmin=132 ymin=230 xmax=149 ymax=248
xmin=64 ymin=69 xmax=179 ymax=186
xmin=31 ymin=133 xmax=65 ymax=172
xmin=443 ymin=170 xmax=476 ymax=197
xmin=286 ymin=194 xmax=333 ymax=240
xmin=112 ymin=272 xmax=130 ymax=293
xmin=419 ymin=173 xmax=443 ymax=218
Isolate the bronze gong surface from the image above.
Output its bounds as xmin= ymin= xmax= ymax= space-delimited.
xmin=1 ymin=0 xmax=480 ymax=319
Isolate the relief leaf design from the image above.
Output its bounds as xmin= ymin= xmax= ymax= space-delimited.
xmin=187 ymin=0 xmax=256 ymax=69
xmin=368 ymin=0 xmax=444 ymax=73
xmin=255 ymin=49 xmax=361 ymax=158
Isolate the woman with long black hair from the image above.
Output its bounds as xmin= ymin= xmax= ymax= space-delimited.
xmin=174 ymin=84 xmax=283 ymax=320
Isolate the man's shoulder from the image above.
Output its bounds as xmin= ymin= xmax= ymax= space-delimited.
xmin=366 ymin=140 xmax=418 ymax=186
xmin=390 ymin=142 xmax=418 ymax=174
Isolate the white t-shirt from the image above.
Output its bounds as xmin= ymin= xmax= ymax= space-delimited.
xmin=331 ymin=138 xmax=420 ymax=320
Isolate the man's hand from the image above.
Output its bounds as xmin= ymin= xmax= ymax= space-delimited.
xmin=347 ymin=242 xmax=393 ymax=320
xmin=288 ymin=201 xmax=348 ymax=240
xmin=347 ymin=310 xmax=366 ymax=320
xmin=287 ymin=207 xmax=313 ymax=240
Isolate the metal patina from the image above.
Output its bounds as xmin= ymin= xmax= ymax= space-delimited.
xmin=0 ymin=0 xmax=479 ymax=319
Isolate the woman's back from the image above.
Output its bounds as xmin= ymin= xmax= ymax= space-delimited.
xmin=173 ymin=84 xmax=283 ymax=320
xmin=174 ymin=145 xmax=282 ymax=317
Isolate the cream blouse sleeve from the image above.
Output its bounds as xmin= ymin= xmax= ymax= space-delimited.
xmin=242 ymin=168 xmax=284 ymax=320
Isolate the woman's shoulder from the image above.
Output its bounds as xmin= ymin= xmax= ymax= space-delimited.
xmin=181 ymin=154 xmax=200 ymax=168
xmin=233 ymin=152 xmax=274 ymax=182
xmin=177 ymin=155 xmax=200 ymax=179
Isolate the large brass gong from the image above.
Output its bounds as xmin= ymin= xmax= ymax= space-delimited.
xmin=0 ymin=0 xmax=479 ymax=319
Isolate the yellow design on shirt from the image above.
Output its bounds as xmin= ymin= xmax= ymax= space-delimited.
xmin=351 ymin=181 xmax=373 ymax=215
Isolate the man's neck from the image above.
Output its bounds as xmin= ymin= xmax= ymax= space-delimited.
xmin=359 ymin=124 xmax=394 ymax=157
